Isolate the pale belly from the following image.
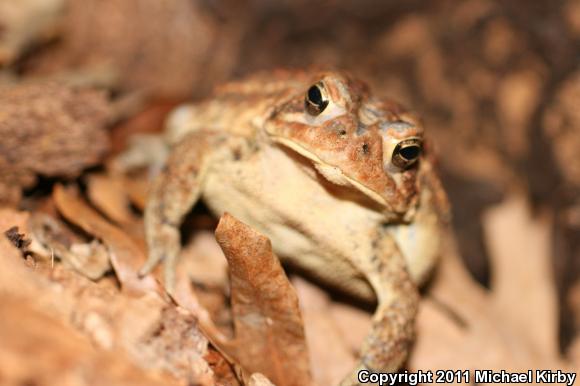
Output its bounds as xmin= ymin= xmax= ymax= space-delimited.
xmin=201 ymin=144 xmax=385 ymax=300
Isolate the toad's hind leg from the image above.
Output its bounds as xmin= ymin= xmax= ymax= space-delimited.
xmin=141 ymin=131 xmax=234 ymax=292
xmin=340 ymin=233 xmax=419 ymax=386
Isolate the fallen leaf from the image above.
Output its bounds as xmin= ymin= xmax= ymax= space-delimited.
xmin=29 ymin=212 xmax=111 ymax=279
xmin=119 ymin=171 xmax=151 ymax=211
xmin=179 ymin=232 xmax=229 ymax=289
xmin=53 ymin=184 xmax=159 ymax=295
xmin=214 ymin=213 xmax=313 ymax=386
xmin=0 ymin=293 xmax=183 ymax=386
xmin=248 ymin=373 xmax=276 ymax=386
xmin=204 ymin=348 xmax=242 ymax=386
xmin=292 ymin=277 xmax=357 ymax=386
xmin=411 ymin=193 xmax=574 ymax=373
xmin=0 ymin=209 xmax=216 ymax=385
xmin=86 ymin=173 xmax=140 ymax=227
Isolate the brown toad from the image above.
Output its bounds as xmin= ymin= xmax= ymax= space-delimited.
xmin=140 ymin=70 xmax=449 ymax=385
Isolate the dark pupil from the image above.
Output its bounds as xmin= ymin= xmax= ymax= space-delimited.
xmin=308 ymin=86 xmax=323 ymax=106
xmin=399 ymin=145 xmax=420 ymax=161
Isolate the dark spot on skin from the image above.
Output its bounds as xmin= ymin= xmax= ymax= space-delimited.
xmin=362 ymin=143 xmax=370 ymax=155
xmin=369 ymin=254 xmax=385 ymax=272
xmin=232 ymin=147 xmax=242 ymax=161
xmin=330 ymin=121 xmax=347 ymax=137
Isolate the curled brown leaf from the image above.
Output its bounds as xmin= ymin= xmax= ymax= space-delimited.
xmin=53 ymin=184 xmax=159 ymax=295
xmin=215 ymin=213 xmax=313 ymax=386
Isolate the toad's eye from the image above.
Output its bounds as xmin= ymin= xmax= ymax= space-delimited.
xmin=391 ymin=138 xmax=422 ymax=169
xmin=305 ymin=83 xmax=329 ymax=116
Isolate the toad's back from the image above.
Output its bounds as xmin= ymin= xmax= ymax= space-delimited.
xmin=165 ymin=71 xmax=310 ymax=143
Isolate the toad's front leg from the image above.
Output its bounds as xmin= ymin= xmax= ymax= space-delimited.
xmin=141 ymin=130 xmax=237 ymax=292
xmin=341 ymin=232 xmax=419 ymax=386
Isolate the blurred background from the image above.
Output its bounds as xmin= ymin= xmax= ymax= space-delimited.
xmin=1 ymin=0 xmax=579 ymax=384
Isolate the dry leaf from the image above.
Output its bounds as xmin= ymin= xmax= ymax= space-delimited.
xmin=0 ymin=208 xmax=217 ymax=385
xmin=214 ymin=213 xmax=313 ymax=386
xmin=0 ymin=293 xmax=183 ymax=386
xmin=86 ymin=173 xmax=139 ymax=227
xmin=0 ymin=208 xmax=30 ymax=233
xmin=29 ymin=212 xmax=111 ymax=279
xmin=109 ymin=102 xmax=177 ymax=155
xmin=172 ymin=267 xmax=233 ymax=347
xmin=0 ymin=229 xmax=209 ymax=385
xmin=204 ymin=348 xmax=242 ymax=386
xmin=293 ymin=277 xmax=357 ymax=386
xmin=411 ymin=193 xmax=574 ymax=372
xmin=248 ymin=373 xmax=276 ymax=386
xmin=53 ymin=184 xmax=158 ymax=295
xmin=180 ymin=232 xmax=229 ymax=289
xmin=122 ymin=172 xmax=151 ymax=211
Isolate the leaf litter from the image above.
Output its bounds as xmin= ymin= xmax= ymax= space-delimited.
xmin=1 ymin=1 xmax=579 ymax=384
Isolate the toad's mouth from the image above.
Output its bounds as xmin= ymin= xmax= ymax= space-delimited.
xmin=269 ymin=135 xmax=395 ymax=212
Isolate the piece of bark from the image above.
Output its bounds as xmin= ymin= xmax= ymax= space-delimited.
xmin=0 ymin=82 xmax=110 ymax=205
xmin=0 ymin=293 xmax=184 ymax=386
xmin=214 ymin=213 xmax=313 ymax=386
